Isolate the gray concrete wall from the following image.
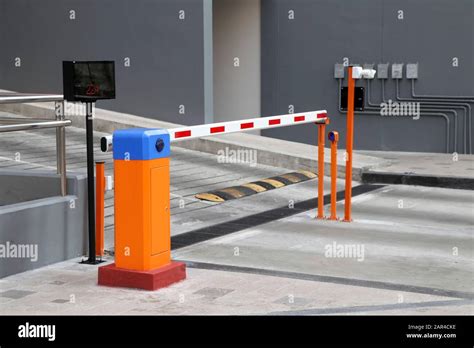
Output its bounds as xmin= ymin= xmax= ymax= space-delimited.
xmin=0 ymin=0 xmax=207 ymax=125
xmin=0 ymin=0 xmax=4 ymax=84
xmin=0 ymin=172 xmax=88 ymax=278
xmin=2 ymin=0 xmax=472 ymax=153
xmin=0 ymin=171 xmax=69 ymax=206
xmin=261 ymin=0 xmax=474 ymax=154
xmin=213 ymin=0 xmax=261 ymax=130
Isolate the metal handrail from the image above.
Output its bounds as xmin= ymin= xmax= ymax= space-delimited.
xmin=0 ymin=117 xmax=51 ymax=123
xmin=0 ymin=97 xmax=69 ymax=196
xmin=0 ymin=94 xmax=63 ymax=104
xmin=0 ymin=120 xmax=71 ymax=132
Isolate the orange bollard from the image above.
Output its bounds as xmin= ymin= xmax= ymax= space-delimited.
xmin=328 ymin=131 xmax=339 ymax=220
xmin=344 ymin=66 xmax=355 ymax=222
xmin=317 ymin=119 xmax=329 ymax=219
xmin=95 ymin=161 xmax=105 ymax=257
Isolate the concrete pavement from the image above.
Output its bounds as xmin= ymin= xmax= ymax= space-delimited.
xmin=0 ymin=255 xmax=471 ymax=315
xmin=1 ymin=184 xmax=472 ymax=315
xmin=1 ymin=108 xmax=473 ymax=315
xmin=174 ymin=185 xmax=474 ymax=297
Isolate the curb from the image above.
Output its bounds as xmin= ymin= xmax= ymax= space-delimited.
xmin=361 ymin=171 xmax=474 ymax=190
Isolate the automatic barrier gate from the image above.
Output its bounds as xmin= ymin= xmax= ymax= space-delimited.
xmin=98 ymin=66 xmax=376 ymax=291
xmin=98 ymin=110 xmax=329 ymax=290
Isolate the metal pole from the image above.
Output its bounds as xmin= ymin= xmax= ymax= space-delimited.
xmin=317 ymin=121 xmax=327 ymax=219
xmin=344 ymin=66 xmax=355 ymax=222
xmin=55 ymin=101 xmax=67 ymax=196
xmin=95 ymin=161 xmax=105 ymax=258
xmin=85 ymin=102 xmax=97 ymax=264
xmin=56 ymin=106 xmax=61 ymax=174
xmin=329 ymin=132 xmax=339 ymax=220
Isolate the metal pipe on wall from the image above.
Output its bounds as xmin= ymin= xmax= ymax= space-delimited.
xmin=368 ymin=80 xmax=457 ymax=153
xmin=395 ymin=80 xmax=471 ymax=154
xmin=411 ymin=80 xmax=474 ymax=101
xmin=336 ymin=79 xmax=451 ymax=153
xmin=409 ymin=80 xmax=473 ymax=154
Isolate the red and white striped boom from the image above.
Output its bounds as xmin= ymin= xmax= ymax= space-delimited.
xmin=169 ymin=110 xmax=327 ymax=142
xmin=101 ymin=110 xmax=327 ymax=151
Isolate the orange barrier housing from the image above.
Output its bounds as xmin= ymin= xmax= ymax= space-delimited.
xmin=95 ymin=161 xmax=105 ymax=257
xmin=98 ymin=128 xmax=185 ymax=291
xmin=114 ymin=157 xmax=171 ymax=271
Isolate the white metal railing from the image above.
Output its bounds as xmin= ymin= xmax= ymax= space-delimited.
xmin=0 ymin=93 xmax=63 ymax=104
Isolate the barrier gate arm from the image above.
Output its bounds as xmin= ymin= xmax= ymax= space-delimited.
xmin=101 ymin=110 xmax=328 ymax=152
xmin=98 ymin=110 xmax=330 ymax=291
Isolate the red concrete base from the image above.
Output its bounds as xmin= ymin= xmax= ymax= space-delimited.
xmin=98 ymin=262 xmax=186 ymax=291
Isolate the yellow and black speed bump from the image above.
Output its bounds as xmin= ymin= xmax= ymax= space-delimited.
xmin=195 ymin=170 xmax=317 ymax=202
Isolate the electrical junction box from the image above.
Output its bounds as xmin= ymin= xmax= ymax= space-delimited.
xmin=340 ymin=87 xmax=365 ymax=111
xmin=363 ymin=63 xmax=374 ymax=70
xmin=334 ymin=63 xmax=345 ymax=79
xmin=63 ymin=61 xmax=116 ymax=102
xmin=377 ymin=63 xmax=389 ymax=79
xmin=406 ymin=63 xmax=419 ymax=79
xmin=391 ymin=63 xmax=404 ymax=79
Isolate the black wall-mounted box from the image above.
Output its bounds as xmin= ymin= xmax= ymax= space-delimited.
xmin=340 ymin=87 xmax=365 ymax=111
xmin=63 ymin=61 xmax=115 ymax=102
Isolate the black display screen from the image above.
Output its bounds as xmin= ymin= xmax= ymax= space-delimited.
xmin=63 ymin=61 xmax=115 ymax=102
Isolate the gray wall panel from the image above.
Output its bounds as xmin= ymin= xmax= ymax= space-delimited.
xmin=1 ymin=0 xmax=472 ymax=152
xmin=261 ymin=0 xmax=474 ymax=153
xmin=0 ymin=0 xmax=206 ymax=125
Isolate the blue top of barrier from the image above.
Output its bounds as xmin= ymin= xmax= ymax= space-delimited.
xmin=113 ymin=128 xmax=170 ymax=160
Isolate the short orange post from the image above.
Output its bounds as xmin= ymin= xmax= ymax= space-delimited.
xmin=317 ymin=119 xmax=329 ymax=219
xmin=344 ymin=66 xmax=355 ymax=222
xmin=95 ymin=161 xmax=105 ymax=257
xmin=328 ymin=131 xmax=339 ymax=220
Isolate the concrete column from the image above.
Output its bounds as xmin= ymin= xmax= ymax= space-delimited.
xmin=213 ymin=0 xmax=261 ymax=132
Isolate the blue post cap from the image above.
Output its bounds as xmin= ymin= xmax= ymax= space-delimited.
xmin=113 ymin=128 xmax=170 ymax=160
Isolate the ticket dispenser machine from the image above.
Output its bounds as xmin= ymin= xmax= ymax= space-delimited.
xmin=98 ymin=128 xmax=186 ymax=290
